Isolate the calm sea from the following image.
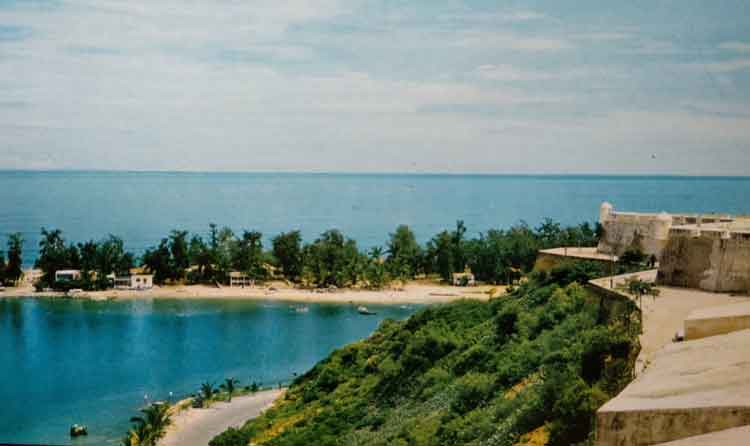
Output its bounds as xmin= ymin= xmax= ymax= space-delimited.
xmin=0 ymin=298 xmax=417 ymax=444
xmin=1 ymin=171 xmax=749 ymax=265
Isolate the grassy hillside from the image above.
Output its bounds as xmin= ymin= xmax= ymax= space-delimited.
xmin=211 ymin=263 xmax=639 ymax=446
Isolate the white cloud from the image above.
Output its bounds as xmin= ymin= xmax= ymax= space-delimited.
xmin=474 ymin=64 xmax=552 ymax=81
xmin=718 ymin=41 xmax=750 ymax=52
xmin=452 ymin=30 xmax=572 ymax=51
xmin=699 ymin=59 xmax=750 ymax=73
xmin=0 ymin=1 xmax=749 ymax=174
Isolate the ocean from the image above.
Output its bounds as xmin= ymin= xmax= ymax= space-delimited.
xmin=0 ymin=298 xmax=417 ymax=444
xmin=1 ymin=171 xmax=749 ymax=265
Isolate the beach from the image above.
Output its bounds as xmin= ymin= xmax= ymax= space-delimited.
xmin=160 ymin=389 xmax=284 ymax=446
xmin=0 ymin=281 xmax=501 ymax=305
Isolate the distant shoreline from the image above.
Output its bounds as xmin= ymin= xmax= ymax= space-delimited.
xmin=0 ymin=282 xmax=500 ymax=305
xmin=2 ymin=169 xmax=749 ymax=179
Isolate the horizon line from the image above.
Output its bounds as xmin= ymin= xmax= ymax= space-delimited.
xmin=0 ymin=168 xmax=749 ymax=179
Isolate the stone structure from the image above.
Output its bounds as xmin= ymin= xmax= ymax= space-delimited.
xmin=596 ymin=329 xmax=750 ymax=446
xmin=658 ymin=224 xmax=750 ymax=293
xmin=595 ymin=202 xmax=749 ymax=293
xmin=597 ymin=202 xmax=735 ymax=259
xmin=597 ymin=202 xmax=673 ymax=258
xmin=684 ymin=302 xmax=750 ymax=340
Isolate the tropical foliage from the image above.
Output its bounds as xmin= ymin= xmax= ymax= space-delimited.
xmin=121 ymin=403 xmax=171 ymax=446
xmin=25 ymin=220 xmax=601 ymax=290
xmin=34 ymin=228 xmax=134 ymax=290
xmin=209 ymin=261 xmax=640 ymax=446
xmin=1 ymin=233 xmax=24 ymax=286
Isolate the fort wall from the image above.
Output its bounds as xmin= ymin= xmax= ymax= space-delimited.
xmin=596 ymin=203 xmax=672 ymax=258
xmin=657 ymin=228 xmax=750 ymax=293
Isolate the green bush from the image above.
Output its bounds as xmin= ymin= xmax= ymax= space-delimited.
xmin=451 ymin=373 xmax=496 ymax=415
xmin=211 ymin=268 xmax=639 ymax=446
xmin=209 ymin=427 xmax=247 ymax=446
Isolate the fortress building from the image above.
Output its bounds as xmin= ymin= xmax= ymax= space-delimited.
xmin=597 ymin=202 xmax=750 ymax=293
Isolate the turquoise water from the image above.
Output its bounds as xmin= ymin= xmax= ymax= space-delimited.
xmin=1 ymin=171 xmax=749 ymax=265
xmin=0 ymin=298 xmax=417 ymax=444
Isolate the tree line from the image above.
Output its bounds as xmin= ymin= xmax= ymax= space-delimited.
xmin=22 ymin=219 xmax=600 ymax=291
xmin=0 ymin=233 xmax=23 ymax=286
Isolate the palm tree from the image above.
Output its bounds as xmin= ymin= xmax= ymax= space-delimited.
xmin=200 ymin=382 xmax=217 ymax=401
xmin=220 ymin=377 xmax=240 ymax=402
xmin=126 ymin=403 xmax=172 ymax=446
xmin=624 ymin=278 xmax=660 ymax=328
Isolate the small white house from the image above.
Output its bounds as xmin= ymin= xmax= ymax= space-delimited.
xmin=55 ymin=269 xmax=81 ymax=282
xmin=229 ymin=271 xmax=254 ymax=288
xmin=452 ymin=272 xmax=476 ymax=287
xmin=114 ymin=274 xmax=154 ymax=290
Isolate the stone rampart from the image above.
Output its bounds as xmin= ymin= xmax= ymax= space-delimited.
xmin=597 ymin=203 xmax=672 ymax=258
xmin=657 ymin=228 xmax=750 ymax=293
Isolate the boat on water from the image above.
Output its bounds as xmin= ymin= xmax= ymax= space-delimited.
xmin=70 ymin=424 xmax=88 ymax=437
xmin=357 ymin=306 xmax=376 ymax=315
xmin=292 ymin=305 xmax=309 ymax=313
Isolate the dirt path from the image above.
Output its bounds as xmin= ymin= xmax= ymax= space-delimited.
xmin=160 ymin=389 xmax=283 ymax=446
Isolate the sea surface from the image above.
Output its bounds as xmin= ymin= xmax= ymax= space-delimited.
xmin=0 ymin=298 xmax=417 ymax=444
xmin=1 ymin=171 xmax=749 ymax=265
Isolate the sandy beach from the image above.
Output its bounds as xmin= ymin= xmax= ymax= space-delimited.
xmin=160 ymin=389 xmax=284 ymax=446
xmin=0 ymin=281 xmax=501 ymax=305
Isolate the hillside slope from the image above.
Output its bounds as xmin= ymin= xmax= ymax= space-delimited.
xmin=211 ymin=265 xmax=640 ymax=446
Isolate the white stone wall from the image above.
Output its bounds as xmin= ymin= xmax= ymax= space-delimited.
xmin=596 ymin=203 xmax=672 ymax=258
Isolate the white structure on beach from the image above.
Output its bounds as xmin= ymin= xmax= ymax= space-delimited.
xmin=114 ymin=274 xmax=154 ymax=290
xmin=55 ymin=269 xmax=81 ymax=282
xmin=452 ymin=271 xmax=476 ymax=286
xmin=229 ymin=271 xmax=254 ymax=288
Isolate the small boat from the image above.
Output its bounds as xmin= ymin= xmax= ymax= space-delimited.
xmin=357 ymin=306 xmax=376 ymax=315
xmin=293 ymin=305 xmax=309 ymax=313
xmin=70 ymin=424 xmax=88 ymax=437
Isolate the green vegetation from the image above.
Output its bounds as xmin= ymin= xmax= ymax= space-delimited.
xmin=209 ymin=262 xmax=639 ymax=446
xmin=34 ymin=228 xmax=134 ymax=291
xmin=3 ymin=233 xmax=24 ymax=286
xmin=121 ymin=403 xmax=172 ymax=446
xmin=138 ymin=220 xmax=600 ymax=288
xmin=24 ymin=219 xmax=601 ymax=291
xmin=220 ymin=378 xmax=240 ymax=402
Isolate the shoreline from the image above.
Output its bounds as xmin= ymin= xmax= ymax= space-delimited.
xmin=160 ymin=389 xmax=284 ymax=446
xmin=0 ymin=282 xmax=501 ymax=305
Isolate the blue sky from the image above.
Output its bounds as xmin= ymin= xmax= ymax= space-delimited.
xmin=1 ymin=0 xmax=750 ymax=174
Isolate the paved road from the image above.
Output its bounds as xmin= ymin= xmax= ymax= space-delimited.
xmin=160 ymin=389 xmax=283 ymax=446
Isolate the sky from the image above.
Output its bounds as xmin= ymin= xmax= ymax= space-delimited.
xmin=1 ymin=0 xmax=750 ymax=175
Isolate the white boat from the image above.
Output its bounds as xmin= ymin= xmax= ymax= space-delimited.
xmin=357 ymin=306 xmax=376 ymax=315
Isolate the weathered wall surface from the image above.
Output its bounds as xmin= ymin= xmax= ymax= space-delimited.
xmin=597 ymin=212 xmax=672 ymax=258
xmin=597 ymin=407 xmax=750 ymax=446
xmin=534 ymin=251 xmax=614 ymax=272
xmin=684 ymin=302 xmax=750 ymax=340
xmin=658 ymin=229 xmax=750 ymax=293
xmin=596 ymin=329 xmax=750 ymax=446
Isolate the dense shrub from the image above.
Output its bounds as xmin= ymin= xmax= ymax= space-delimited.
xmin=211 ymin=267 xmax=640 ymax=446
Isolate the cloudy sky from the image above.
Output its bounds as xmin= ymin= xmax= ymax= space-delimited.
xmin=1 ymin=0 xmax=749 ymax=174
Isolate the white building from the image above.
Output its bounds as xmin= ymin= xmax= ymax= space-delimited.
xmin=55 ymin=270 xmax=81 ymax=282
xmin=229 ymin=271 xmax=255 ymax=288
xmin=452 ymin=272 xmax=476 ymax=287
xmin=114 ymin=274 xmax=154 ymax=290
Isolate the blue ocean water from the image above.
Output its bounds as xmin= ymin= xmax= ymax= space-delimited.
xmin=1 ymin=171 xmax=749 ymax=265
xmin=0 ymin=298 xmax=417 ymax=444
